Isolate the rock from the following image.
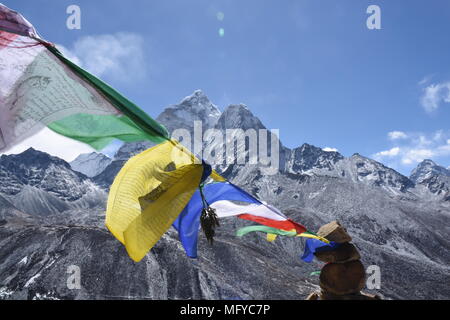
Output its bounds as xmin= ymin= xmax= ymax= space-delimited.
xmin=320 ymin=290 xmax=381 ymax=300
xmin=314 ymin=242 xmax=360 ymax=263
xmin=317 ymin=221 xmax=352 ymax=243
xmin=305 ymin=292 xmax=320 ymax=300
xmin=359 ymin=291 xmax=382 ymax=300
xmin=319 ymin=260 xmax=366 ymax=295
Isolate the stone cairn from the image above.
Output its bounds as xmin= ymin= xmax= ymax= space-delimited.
xmin=306 ymin=221 xmax=381 ymax=300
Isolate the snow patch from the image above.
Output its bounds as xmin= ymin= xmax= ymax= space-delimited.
xmin=0 ymin=287 xmax=14 ymax=298
xmin=24 ymin=272 xmax=41 ymax=288
xmin=19 ymin=256 xmax=28 ymax=265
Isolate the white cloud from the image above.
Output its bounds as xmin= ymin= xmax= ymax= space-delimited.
xmin=56 ymin=44 xmax=83 ymax=66
xmin=373 ymin=130 xmax=450 ymax=167
xmin=437 ymin=144 xmax=450 ymax=154
xmin=418 ymin=74 xmax=433 ymax=86
xmin=374 ymin=147 xmax=400 ymax=158
xmin=56 ymin=32 xmax=146 ymax=83
xmin=432 ymin=130 xmax=444 ymax=142
xmin=1 ymin=127 xmax=95 ymax=162
xmin=412 ymin=134 xmax=432 ymax=147
xmin=420 ymin=82 xmax=450 ymax=113
xmin=388 ymin=131 xmax=408 ymax=140
xmin=401 ymin=149 xmax=435 ymax=165
xmin=322 ymin=147 xmax=338 ymax=152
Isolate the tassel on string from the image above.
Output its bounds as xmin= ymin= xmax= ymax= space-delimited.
xmin=199 ymin=184 xmax=219 ymax=245
xmin=200 ymin=206 xmax=220 ymax=245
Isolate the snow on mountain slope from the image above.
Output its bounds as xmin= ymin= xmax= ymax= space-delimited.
xmin=70 ymin=153 xmax=112 ymax=178
xmin=0 ymin=148 xmax=106 ymax=216
xmin=113 ymin=141 xmax=154 ymax=161
xmin=337 ymin=154 xmax=414 ymax=194
xmin=410 ymin=159 xmax=450 ymax=199
xmin=92 ymin=160 xmax=127 ymax=190
xmin=411 ymin=159 xmax=450 ymax=182
xmin=203 ymin=103 xmax=287 ymax=176
xmin=285 ymin=143 xmax=344 ymax=174
xmin=0 ymin=194 xmax=32 ymax=222
xmin=113 ymin=90 xmax=221 ymax=161
xmin=156 ymin=89 xmax=221 ymax=136
xmin=227 ymin=165 xmax=450 ymax=299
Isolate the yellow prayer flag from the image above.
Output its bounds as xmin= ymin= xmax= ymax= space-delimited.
xmin=106 ymin=140 xmax=209 ymax=262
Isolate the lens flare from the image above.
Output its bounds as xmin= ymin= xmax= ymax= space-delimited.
xmin=216 ymin=12 xmax=224 ymax=21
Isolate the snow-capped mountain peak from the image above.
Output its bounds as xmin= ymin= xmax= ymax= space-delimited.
xmin=2 ymin=147 xmax=69 ymax=169
xmin=410 ymin=159 xmax=450 ymax=197
xmin=115 ymin=90 xmax=222 ymax=161
xmin=70 ymin=152 xmax=112 ymax=178
xmin=410 ymin=159 xmax=450 ymax=182
xmin=156 ymin=89 xmax=221 ymax=134
xmin=215 ymin=104 xmax=265 ymax=131
xmin=286 ymin=143 xmax=344 ymax=173
xmin=179 ymin=89 xmax=219 ymax=112
xmin=346 ymin=153 xmax=414 ymax=192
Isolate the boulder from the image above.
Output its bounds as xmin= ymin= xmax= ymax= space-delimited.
xmin=319 ymin=260 xmax=366 ymax=295
xmin=305 ymin=292 xmax=319 ymax=300
xmin=314 ymin=242 xmax=360 ymax=263
xmin=320 ymin=290 xmax=381 ymax=300
xmin=358 ymin=291 xmax=382 ymax=300
xmin=317 ymin=220 xmax=352 ymax=243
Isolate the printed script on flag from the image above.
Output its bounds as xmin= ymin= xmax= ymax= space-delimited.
xmin=0 ymin=3 xmax=169 ymax=153
xmin=0 ymin=31 xmax=120 ymax=150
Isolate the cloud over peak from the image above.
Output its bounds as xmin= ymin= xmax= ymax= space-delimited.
xmin=388 ymin=131 xmax=408 ymax=140
xmin=374 ymin=130 xmax=450 ymax=168
xmin=374 ymin=147 xmax=400 ymax=158
xmin=420 ymin=81 xmax=450 ymax=113
xmin=57 ymin=32 xmax=147 ymax=83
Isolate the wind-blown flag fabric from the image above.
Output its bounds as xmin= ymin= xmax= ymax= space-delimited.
xmin=236 ymin=225 xmax=327 ymax=242
xmin=0 ymin=4 xmax=168 ymax=153
xmin=106 ymin=140 xmax=225 ymax=262
xmin=173 ymin=181 xmax=308 ymax=258
xmin=301 ymin=238 xmax=340 ymax=263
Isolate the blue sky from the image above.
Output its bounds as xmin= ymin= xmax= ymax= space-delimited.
xmin=2 ymin=0 xmax=450 ymax=174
